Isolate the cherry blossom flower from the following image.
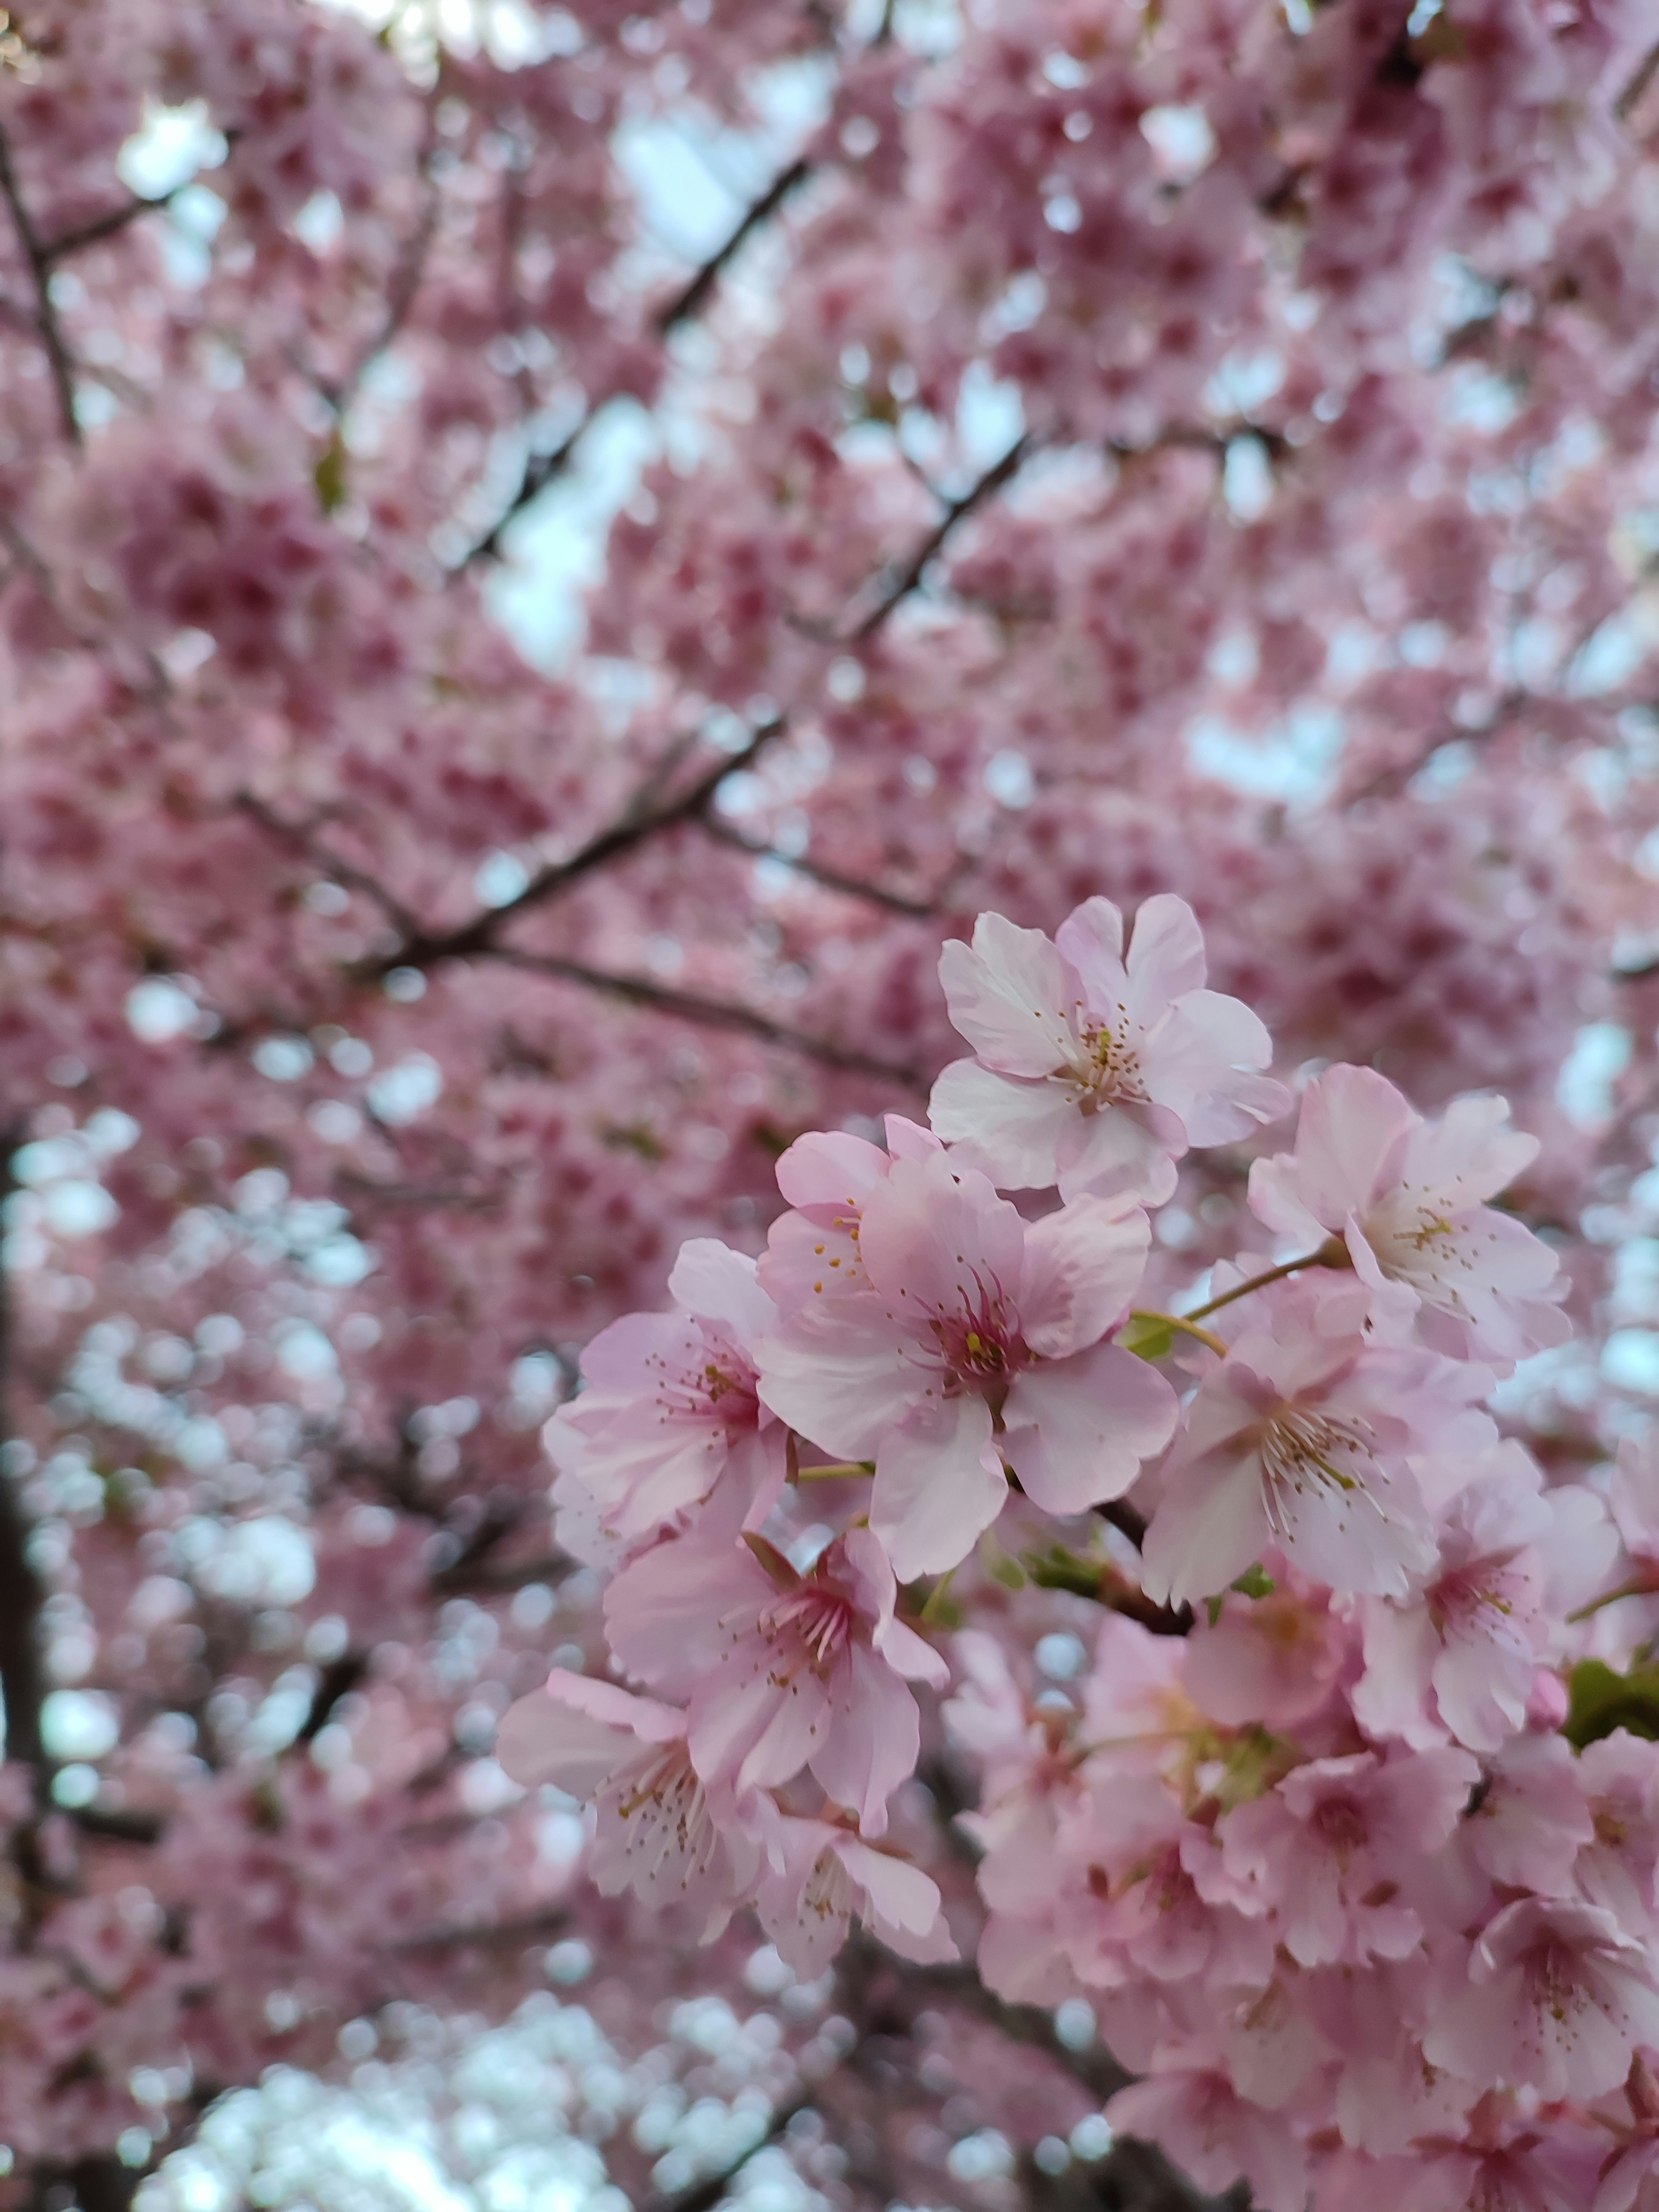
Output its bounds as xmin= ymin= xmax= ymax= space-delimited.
xmin=754 ymin=1813 xmax=955 ymax=1977
xmin=928 ymin=898 xmax=1288 ymax=1205
xmin=604 ymin=1524 xmax=946 ymax=1836
xmin=547 ymin=1239 xmax=786 ymax=1556
xmin=1215 ymin=1746 xmax=1478 ymax=1967
xmin=1353 ymin=1443 xmax=1613 ymax=1753
xmin=1422 ymin=1896 xmax=1659 ymax=2101
xmin=1106 ymin=2063 xmax=1309 ymax=2212
xmin=1140 ymin=1278 xmax=1484 ymax=1606
xmin=1248 ymin=1064 xmax=1567 ymax=1363
xmin=495 ymin=1670 xmax=758 ymax=1932
xmin=758 ymin=1114 xmax=940 ymax=1315
xmin=756 ymin=1149 xmax=1176 ymax=1580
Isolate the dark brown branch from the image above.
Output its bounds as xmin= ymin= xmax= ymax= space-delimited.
xmin=654 ymin=156 xmax=812 ymax=336
xmin=0 ymin=1128 xmax=48 ymax=1768
xmin=393 ymin=1908 xmax=572 ymax=1954
xmin=851 ymin=434 xmax=1032 ymax=641
xmin=40 ymin=132 xmax=242 ymax=263
xmin=639 ymin=2094 xmax=810 ymax=2212
xmin=460 ymin=156 xmax=812 ymax=568
xmin=697 ymin=816 xmax=935 ymax=916
xmin=297 ymin=1651 xmax=370 ymax=1743
xmin=356 ymin=716 xmax=786 ymax=979
xmin=495 ymin=949 xmax=927 ymax=1087
xmin=0 ymin=120 xmax=81 ymax=445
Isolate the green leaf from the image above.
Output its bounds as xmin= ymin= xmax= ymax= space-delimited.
xmin=1023 ymin=1546 xmax=1105 ymax=1602
xmin=314 ymin=434 xmax=347 ymax=515
xmin=1118 ymin=1311 xmax=1176 ymax=1362
xmin=919 ymin=1570 xmax=963 ymax=1628
xmin=1230 ymin=1565 xmax=1276 ymax=1602
xmin=979 ymin=1532 xmax=1027 ymax=1591
xmin=1206 ymin=1594 xmax=1224 ymax=1627
xmin=1564 ymin=1658 xmax=1659 ymax=1749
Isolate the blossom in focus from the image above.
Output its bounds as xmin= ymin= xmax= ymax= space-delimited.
xmin=495 ymin=1670 xmax=758 ymax=1932
xmin=605 ymin=1523 xmax=946 ymax=1836
xmin=1140 ymin=1279 xmax=1487 ymax=1605
xmin=547 ymin=1239 xmax=786 ymax=1556
xmin=754 ymin=1813 xmax=955 ymax=1977
xmin=758 ymin=1114 xmax=940 ymax=1315
xmin=1352 ymin=1441 xmax=1613 ymax=1754
xmin=1422 ymin=1896 xmax=1659 ymax=2101
xmin=928 ymin=897 xmax=1288 ymax=1205
xmin=1247 ymin=1063 xmax=1566 ymax=1363
xmin=756 ymin=1149 xmax=1176 ymax=1580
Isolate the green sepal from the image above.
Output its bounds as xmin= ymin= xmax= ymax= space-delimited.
xmin=1118 ymin=1311 xmax=1176 ymax=1362
xmin=1563 ymin=1658 xmax=1659 ymax=1749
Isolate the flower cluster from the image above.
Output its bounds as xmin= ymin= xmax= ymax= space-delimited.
xmin=503 ymin=893 xmax=1655 ymax=2205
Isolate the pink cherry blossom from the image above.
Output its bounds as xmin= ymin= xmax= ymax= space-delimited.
xmin=605 ymin=1523 xmax=946 ymax=1836
xmin=1248 ymin=1064 xmax=1567 ymax=1364
xmin=547 ymin=1239 xmax=786 ymax=1555
xmin=495 ymin=1669 xmax=758 ymax=1931
xmin=1140 ymin=1278 xmax=1484 ymax=1606
xmin=754 ymin=1813 xmax=955 ymax=1978
xmin=756 ymin=1149 xmax=1176 ymax=1580
xmin=758 ymin=1115 xmax=941 ymax=1315
xmin=1216 ymin=1746 xmax=1478 ymax=1968
xmin=1353 ymin=1443 xmax=1612 ymax=1754
xmin=1423 ymin=1896 xmax=1659 ymax=2101
xmin=1106 ymin=2063 xmax=1310 ymax=2212
xmin=930 ymin=898 xmax=1287 ymax=1204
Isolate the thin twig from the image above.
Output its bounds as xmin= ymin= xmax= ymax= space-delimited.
xmin=850 ymin=434 xmax=1032 ymax=641
xmin=0 ymin=118 xmax=80 ymax=444
xmin=654 ymin=155 xmax=812 ymax=335
xmin=495 ymin=947 xmax=926 ymax=1087
xmin=460 ymin=154 xmax=812 ymax=568
xmin=697 ymin=816 xmax=935 ymax=915
xmin=356 ymin=717 xmax=787 ymax=979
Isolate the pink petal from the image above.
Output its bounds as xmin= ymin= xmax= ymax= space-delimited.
xmin=1019 ymin=1192 xmax=1150 ymax=1357
xmin=938 ymin=912 xmax=1076 ymax=1076
xmin=871 ymin=1394 xmax=1005 ymax=1580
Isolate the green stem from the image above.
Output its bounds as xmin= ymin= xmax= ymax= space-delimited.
xmin=1185 ymin=1239 xmax=1347 ymax=1322
xmin=1568 ymin=1576 xmax=1659 ymax=1624
xmin=795 ymin=1459 xmax=875 ymax=1481
xmin=1128 ymin=1309 xmax=1228 ymax=1357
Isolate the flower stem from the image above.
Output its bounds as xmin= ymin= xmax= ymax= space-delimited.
xmin=1129 ymin=1309 xmax=1229 ymax=1357
xmin=1185 ymin=1238 xmax=1348 ymax=1322
xmin=1567 ymin=1576 xmax=1658 ymax=1624
xmin=795 ymin=1459 xmax=875 ymax=1481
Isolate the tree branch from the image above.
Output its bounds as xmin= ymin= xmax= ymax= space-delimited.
xmin=460 ymin=155 xmax=812 ymax=568
xmin=0 ymin=119 xmax=80 ymax=445
xmin=850 ymin=435 xmax=1033 ymax=641
xmin=354 ymin=717 xmax=787 ymax=979
xmin=696 ymin=817 xmax=935 ymax=916
xmin=0 ymin=1128 xmax=48 ymax=1768
xmin=639 ymin=2094 xmax=810 ymax=2212
xmin=653 ymin=156 xmax=812 ymax=337
xmin=494 ymin=949 xmax=927 ymax=1087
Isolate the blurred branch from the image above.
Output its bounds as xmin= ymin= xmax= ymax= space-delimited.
xmin=352 ymin=716 xmax=786 ymax=979
xmin=0 ymin=1126 xmax=48 ymax=1768
xmin=0 ymin=119 xmax=81 ymax=444
xmin=462 ymin=155 xmax=812 ymax=567
xmin=654 ymin=156 xmax=812 ymax=336
xmin=639 ymin=2094 xmax=811 ymax=2212
xmin=696 ymin=816 xmax=936 ymax=916
xmin=495 ymin=947 xmax=926 ymax=1087
xmin=39 ymin=136 xmax=242 ymax=262
xmin=850 ymin=435 xmax=1033 ymax=641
